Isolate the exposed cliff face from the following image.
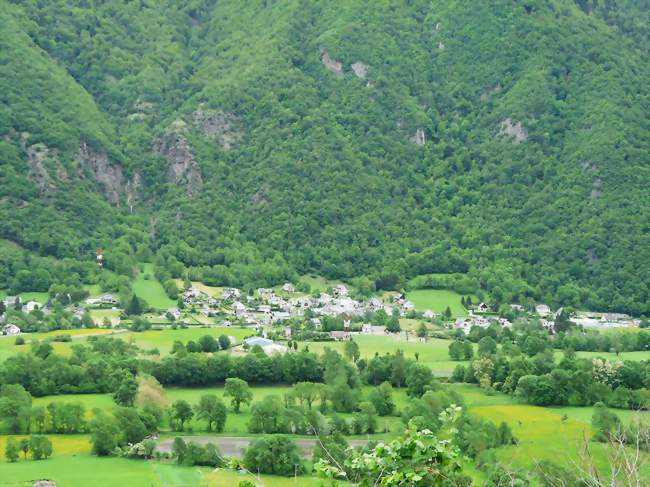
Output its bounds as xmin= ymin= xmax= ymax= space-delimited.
xmin=126 ymin=172 xmax=142 ymax=212
xmin=76 ymin=142 xmax=124 ymax=204
xmin=192 ymin=107 xmax=242 ymax=150
xmin=498 ymin=118 xmax=528 ymax=143
xmin=152 ymin=121 xmax=203 ymax=196
xmin=25 ymin=143 xmax=55 ymax=194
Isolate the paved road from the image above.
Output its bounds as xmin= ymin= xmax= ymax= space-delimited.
xmin=156 ymin=436 xmax=368 ymax=457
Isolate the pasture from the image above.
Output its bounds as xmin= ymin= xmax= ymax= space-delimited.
xmin=406 ymin=289 xmax=469 ymax=317
xmin=132 ymin=263 xmax=176 ymax=310
xmin=301 ymin=335 xmax=470 ymax=375
xmin=0 ymin=453 xmax=331 ymax=487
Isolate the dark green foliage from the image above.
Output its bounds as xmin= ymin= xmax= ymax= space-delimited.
xmin=0 ymin=384 xmax=32 ymax=434
xmin=243 ymin=436 xmax=304 ymax=477
xmin=0 ymin=1 xmax=648 ymax=315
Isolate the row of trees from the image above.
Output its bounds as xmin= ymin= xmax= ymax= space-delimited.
xmin=4 ymin=436 xmax=53 ymax=462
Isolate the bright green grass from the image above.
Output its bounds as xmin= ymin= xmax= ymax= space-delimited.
xmin=89 ymin=308 xmax=121 ymax=326
xmin=301 ymin=335 xmax=469 ymax=374
xmin=406 ymin=289 xmax=469 ymax=317
xmin=298 ymin=275 xmax=346 ymax=293
xmin=119 ymin=327 xmax=254 ymax=354
xmin=84 ymin=284 xmax=103 ymax=297
xmin=32 ymin=394 xmax=116 ymax=419
xmin=132 ymin=263 xmax=176 ymax=310
xmin=0 ymin=453 xmax=330 ymax=487
xmin=553 ymin=349 xmax=650 ymax=362
xmin=0 ymin=329 xmax=120 ymax=362
xmin=0 ymin=290 xmax=50 ymax=304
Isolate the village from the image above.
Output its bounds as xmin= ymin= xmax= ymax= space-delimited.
xmin=1 ymin=278 xmax=643 ymax=354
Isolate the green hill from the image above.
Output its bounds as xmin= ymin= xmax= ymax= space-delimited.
xmin=1 ymin=0 xmax=649 ymax=313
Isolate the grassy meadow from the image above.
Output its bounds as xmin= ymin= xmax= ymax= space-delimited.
xmin=132 ymin=263 xmax=176 ymax=310
xmin=406 ymin=289 xmax=470 ymax=317
xmin=301 ymin=335 xmax=472 ymax=375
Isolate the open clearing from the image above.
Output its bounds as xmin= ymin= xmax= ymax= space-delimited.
xmin=406 ymin=289 xmax=469 ymax=317
xmin=301 ymin=335 xmax=471 ymax=375
xmin=132 ymin=263 xmax=176 ymax=310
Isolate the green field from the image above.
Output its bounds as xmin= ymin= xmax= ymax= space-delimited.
xmin=0 ymin=453 xmax=331 ymax=487
xmin=119 ymin=327 xmax=254 ymax=354
xmin=554 ymin=349 xmax=650 ymax=362
xmin=298 ymin=275 xmax=347 ymax=294
xmin=0 ymin=290 xmax=50 ymax=304
xmin=406 ymin=289 xmax=469 ymax=317
xmin=132 ymin=263 xmax=176 ymax=310
xmin=301 ymin=335 xmax=469 ymax=375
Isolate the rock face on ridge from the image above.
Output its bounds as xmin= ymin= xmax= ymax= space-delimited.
xmin=152 ymin=121 xmax=203 ymax=196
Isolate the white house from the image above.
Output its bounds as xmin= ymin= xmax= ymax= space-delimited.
xmin=3 ymin=296 xmax=21 ymax=307
xmin=23 ymin=301 xmax=40 ymax=313
xmin=362 ymin=324 xmax=386 ymax=335
xmin=311 ymin=318 xmax=322 ymax=329
xmin=243 ymin=336 xmax=288 ymax=354
xmin=423 ymin=309 xmax=436 ymax=319
xmin=257 ymin=288 xmax=274 ymax=298
xmin=222 ymin=288 xmax=241 ymax=300
xmin=167 ymin=308 xmax=181 ymax=320
xmin=2 ymin=324 xmax=21 ymax=336
xmin=476 ymin=303 xmax=489 ymax=313
xmin=282 ymin=283 xmax=296 ymax=293
xmin=258 ymin=304 xmax=271 ymax=314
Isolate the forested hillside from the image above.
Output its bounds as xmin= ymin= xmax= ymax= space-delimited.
xmin=1 ymin=0 xmax=649 ymax=314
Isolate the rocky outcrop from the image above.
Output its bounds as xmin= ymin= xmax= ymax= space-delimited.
xmin=351 ymin=61 xmax=368 ymax=79
xmin=76 ymin=142 xmax=124 ymax=204
xmin=26 ymin=143 xmax=55 ymax=193
xmin=498 ymin=118 xmax=528 ymax=143
xmin=192 ymin=107 xmax=242 ymax=150
xmin=152 ymin=121 xmax=203 ymax=196
xmin=411 ymin=129 xmax=426 ymax=146
xmin=321 ymin=49 xmax=343 ymax=77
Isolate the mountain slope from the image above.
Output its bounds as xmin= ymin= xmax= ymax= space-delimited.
xmin=1 ymin=0 xmax=649 ymax=313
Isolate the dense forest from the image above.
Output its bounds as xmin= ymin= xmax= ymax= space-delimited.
xmin=1 ymin=0 xmax=649 ymax=314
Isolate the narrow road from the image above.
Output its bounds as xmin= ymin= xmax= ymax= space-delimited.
xmin=156 ymin=436 xmax=368 ymax=457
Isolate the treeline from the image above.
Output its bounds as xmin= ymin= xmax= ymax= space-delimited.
xmin=452 ymin=346 xmax=649 ymax=409
xmin=452 ymin=319 xmax=650 ymax=354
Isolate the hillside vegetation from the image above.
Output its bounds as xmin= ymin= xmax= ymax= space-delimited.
xmin=1 ymin=0 xmax=649 ymax=313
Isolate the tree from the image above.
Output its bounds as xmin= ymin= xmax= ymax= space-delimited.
xmin=243 ymin=436 xmax=304 ymax=476
xmin=405 ymin=363 xmax=434 ymax=397
xmin=367 ymin=381 xmax=395 ymax=416
xmin=316 ymin=409 xmax=464 ymax=485
xmin=126 ymin=295 xmax=143 ymax=316
xmin=417 ymin=322 xmax=428 ymax=338
xmin=199 ymin=335 xmax=219 ymax=352
xmin=19 ymin=438 xmax=30 ymax=460
xmin=170 ymin=400 xmax=194 ymax=431
xmin=291 ymin=382 xmax=322 ymax=410
xmin=448 ymin=340 xmax=464 ymax=360
xmin=5 ymin=437 xmax=19 ymax=462
xmin=113 ymin=373 xmax=138 ymax=406
xmin=444 ymin=306 xmax=452 ymax=319
xmin=195 ymin=395 xmax=227 ymax=432
xmin=114 ymin=407 xmax=148 ymax=444
xmin=478 ymin=336 xmax=497 ymax=356
xmin=29 ymin=435 xmax=53 ymax=460
xmin=0 ymin=384 xmax=32 ymax=434
xmin=343 ymin=340 xmax=360 ymax=362
xmin=89 ymin=414 xmax=121 ymax=456
xmin=218 ymin=334 xmax=231 ymax=350
xmin=591 ymin=402 xmax=620 ymax=442
xmin=224 ymin=378 xmax=253 ymax=413
xmin=386 ymin=312 xmax=401 ymax=333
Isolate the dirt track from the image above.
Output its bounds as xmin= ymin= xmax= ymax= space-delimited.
xmin=156 ymin=436 xmax=368 ymax=457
